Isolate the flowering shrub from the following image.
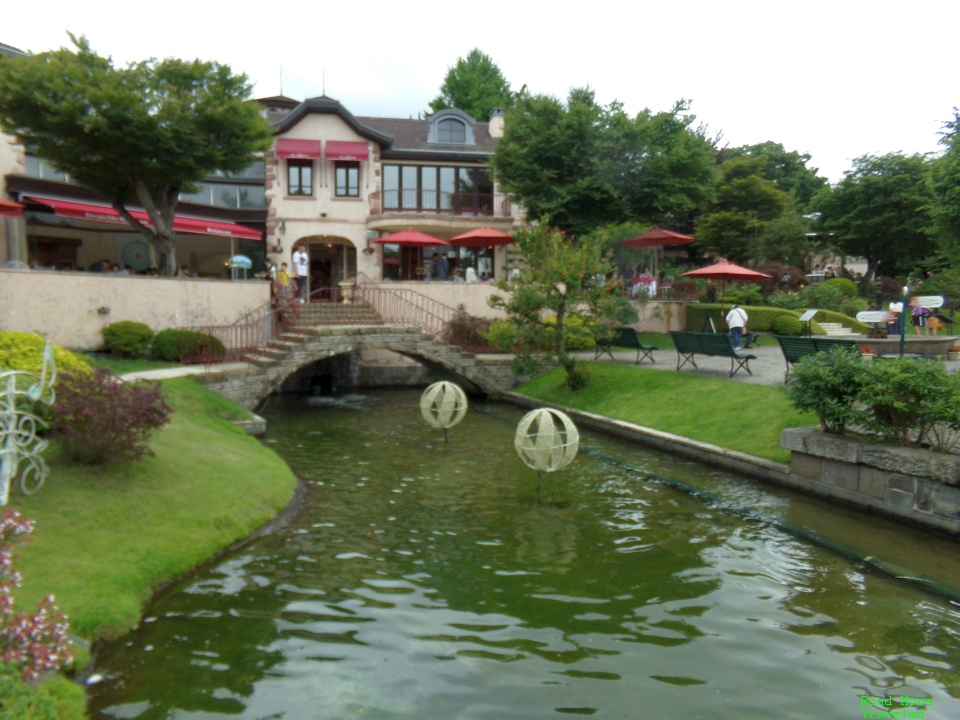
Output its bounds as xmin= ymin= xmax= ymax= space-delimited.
xmin=951 ymin=345 xmax=960 ymax=352
xmin=0 ymin=510 xmax=72 ymax=684
xmin=859 ymin=346 xmax=875 ymax=354
xmin=51 ymin=368 xmax=172 ymax=464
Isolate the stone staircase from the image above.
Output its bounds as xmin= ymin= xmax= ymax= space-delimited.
xmin=818 ymin=321 xmax=861 ymax=338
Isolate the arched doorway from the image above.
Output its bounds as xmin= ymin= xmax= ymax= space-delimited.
xmin=295 ymin=235 xmax=356 ymax=300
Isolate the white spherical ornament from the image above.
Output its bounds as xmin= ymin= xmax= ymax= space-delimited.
xmin=514 ymin=408 xmax=579 ymax=473
xmin=420 ymin=381 xmax=468 ymax=430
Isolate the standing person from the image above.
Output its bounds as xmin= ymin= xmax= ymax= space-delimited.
xmin=726 ymin=304 xmax=748 ymax=351
xmin=912 ymin=303 xmax=925 ymax=335
xmin=292 ymin=245 xmax=309 ymax=303
xmin=888 ymin=300 xmax=903 ymax=335
xmin=277 ymin=262 xmax=292 ymax=301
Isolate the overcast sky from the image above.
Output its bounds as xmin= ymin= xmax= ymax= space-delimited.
xmin=6 ymin=0 xmax=957 ymax=183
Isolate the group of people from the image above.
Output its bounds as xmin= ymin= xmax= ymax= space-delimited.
xmin=621 ymin=265 xmax=658 ymax=298
xmin=90 ymin=258 xmax=138 ymax=275
xmin=265 ymin=245 xmax=310 ymax=303
xmin=887 ymin=300 xmax=943 ymax=336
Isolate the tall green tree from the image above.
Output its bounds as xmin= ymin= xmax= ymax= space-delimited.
xmin=493 ymin=89 xmax=716 ymax=237
xmin=722 ymin=141 xmax=827 ymax=210
xmin=0 ymin=35 xmax=272 ymax=275
xmin=694 ymin=156 xmax=790 ymax=263
xmin=488 ymin=225 xmax=635 ymax=389
xmin=428 ymin=48 xmax=514 ymax=120
xmin=929 ymin=110 xmax=960 ymax=261
xmin=814 ymin=153 xmax=932 ymax=283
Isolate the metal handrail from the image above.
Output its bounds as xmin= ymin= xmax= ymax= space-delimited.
xmin=177 ymin=274 xmax=495 ymax=363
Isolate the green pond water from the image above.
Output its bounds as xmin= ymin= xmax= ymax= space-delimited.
xmin=87 ymin=389 xmax=960 ymax=719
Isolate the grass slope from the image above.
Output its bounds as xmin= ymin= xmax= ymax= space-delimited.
xmin=10 ymin=377 xmax=296 ymax=643
xmin=517 ymin=363 xmax=815 ymax=463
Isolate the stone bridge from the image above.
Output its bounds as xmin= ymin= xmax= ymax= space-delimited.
xmin=201 ymin=323 xmax=515 ymax=410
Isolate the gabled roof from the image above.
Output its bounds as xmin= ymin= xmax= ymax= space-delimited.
xmin=357 ymin=116 xmax=497 ymax=160
xmin=0 ymin=42 xmax=27 ymax=58
xmin=274 ymin=96 xmax=393 ymax=146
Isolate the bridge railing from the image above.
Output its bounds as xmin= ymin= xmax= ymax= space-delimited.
xmin=176 ymin=276 xmax=496 ymax=363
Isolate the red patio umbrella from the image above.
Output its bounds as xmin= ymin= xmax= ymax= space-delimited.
xmin=682 ymin=261 xmax=771 ymax=321
xmin=622 ymin=227 xmax=695 ymax=279
xmin=450 ymin=227 xmax=515 ymax=248
xmin=373 ymin=229 xmax=450 ymax=246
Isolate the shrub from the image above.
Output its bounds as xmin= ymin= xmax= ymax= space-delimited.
xmin=724 ymin=284 xmax=764 ymax=306
xmin=859 ymin=359 xmax=960 ymax=448
xmin=51 ymin=369 xmax=172 ymax=464
xmin=771 ymin=315 xmax=803 ymax=336
xmin=0 ymin=663 xmax=57 ymax=720
xmin=767 ymin=291 xmax=806 ymax=311
xmin=563 ymin=360 xmax=591 ymax=391
xmin=0 ymin=332 xmax=90 ymax=377
xmin=544 ymin=315 xmax=596 ymax=351
xmin=443 ymin=306 xmax=491 ymax=349
xmin=485 ymin=320 xmax=519 ymax=352
xmin=101 ymin=321 xmax=154 ymax=358
xmin=839 ymin=297 xmax=868 ymax=318
xmin=823 ymin=277 xmax=859 ymax=299
xmin=785 ymin=347 xmax=868 ymax=433
xmin=800 ymin=283 xmax=844 ymax=311
xmin=151 ymin=330 xmax=226 ymax=363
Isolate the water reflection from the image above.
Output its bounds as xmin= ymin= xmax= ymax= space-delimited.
xmin=88 ymin=390 xmax=960 ymax=719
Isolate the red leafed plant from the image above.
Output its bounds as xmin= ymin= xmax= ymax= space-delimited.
xmin=859 ymin=346 xmax=875 ymax=354
xmin=51 ymin=368 xmax=172 ymax=464
xmin=0 ymin=510 xmax=73 ymax=683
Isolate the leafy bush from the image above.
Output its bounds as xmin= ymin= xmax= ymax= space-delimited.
xmin=485 ymin=320 xmax=519 ymax=352
xmin=840 ymin=297 xmax=868 ymax=318
xmin=101 ymin=321 xmax=154 ymax=358
xmin=443 ymin=305 xmax=491 ymax=349
xmin=0 ymin=332 xmax=90 ymax=376
xmin=724 ymin=284 xmax=764 ymax=306
xmin=564 ymin=360 xmax=591 ymax=391
xmin=51 ymin=369 xmax=172 ymax=464
xmin=544 ymin=315 xmax=596 ymax=351
xmin=800 ymin=283 xmax=844 ymax=311
xmin=151 ymin=330 xmax=226 ymax=363
xmin=756 ymin=262 xmax=807 ymax=295
xmin=0 ymin=663 xmax=57 ymax=720
xmin=786 ymin=347 xmax=868 ymax=433
xmin=771 ymin=315 xmax=803 ymax=336
xmin=823 ymin=277 xmax=859 ymax=299
xmin=767 ymin=291 xmax=806 ymax=311
xmin=859 ymin=359 xmax=960 ymax=448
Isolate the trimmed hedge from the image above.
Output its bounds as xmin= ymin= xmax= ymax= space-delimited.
xmin=0 ymin=331 xmax=91 ymax=376
xmin=101 ymin=321 xmax=154 ymax=358
xmin=152 ymin=329 xmax=227 ymax=363
xmin=685 ymin=304 xmax=870 ymax=336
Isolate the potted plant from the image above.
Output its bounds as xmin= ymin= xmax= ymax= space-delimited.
xmin=859 ymin=345 xmax=876 ymax=361
xmin=948 ymin=345 xmax=960 ymax=361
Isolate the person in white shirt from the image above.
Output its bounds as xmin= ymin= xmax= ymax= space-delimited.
xmin=725 ymin=304 xmax=748 ymax=350
xmin=292 ymin=245 xmax=309 ymax=303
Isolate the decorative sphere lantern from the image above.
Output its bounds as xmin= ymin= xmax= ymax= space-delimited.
xmin=514 ymin=408 xmax=579 ymax=474
xmin=420 ymin=382 xmax=468 ymax=438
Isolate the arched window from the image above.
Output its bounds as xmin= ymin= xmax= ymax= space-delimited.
xmin=437 ymin=118 xmax=466 ymax=144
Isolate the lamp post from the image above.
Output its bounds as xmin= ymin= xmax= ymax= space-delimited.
xmin=899 ymin=285 xmax=909 ymax=359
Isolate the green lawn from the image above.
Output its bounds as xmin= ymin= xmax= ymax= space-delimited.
xmin=3 ymin=375 xmax=296 ymax=720
xmin=517 ymin=362 xmax=815 ymax=463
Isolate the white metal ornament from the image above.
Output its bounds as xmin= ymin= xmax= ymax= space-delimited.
xmin=514 ymin=408 xmax=580 ymax=473
xmin=0 ymin=342 xmax=57 ymax=506
xmin=419 ymin=381 xmax=468 ymax=438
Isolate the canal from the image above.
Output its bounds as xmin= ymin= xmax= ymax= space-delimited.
xmin=88 ymin=389 xmax=960 ymax=719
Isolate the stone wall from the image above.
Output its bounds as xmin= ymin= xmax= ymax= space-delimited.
xmin=782 ymin=427 xmax=960 ymax=536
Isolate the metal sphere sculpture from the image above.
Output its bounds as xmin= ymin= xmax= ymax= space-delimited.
xmin=420 ymin=381 xmax=468 ymax=438
xmin=514 ymin=408 xmax=579 ymax=473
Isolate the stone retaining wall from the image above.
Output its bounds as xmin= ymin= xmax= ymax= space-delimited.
xmin=782 ymin=427 xmax=960 ymax=536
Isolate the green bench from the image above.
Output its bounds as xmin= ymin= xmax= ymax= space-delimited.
xmin=775 ymin=335 xmax=862 ymax=382
xmin=669 ymin=331 xmax=757 ymax=377
xmin=594 ymin=326 xmax=658 ymax=364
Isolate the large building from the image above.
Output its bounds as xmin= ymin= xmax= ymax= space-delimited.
xmin=0 ymin=50 xmax=518 ymax=283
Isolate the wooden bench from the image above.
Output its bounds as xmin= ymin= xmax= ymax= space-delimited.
xmin=594 ymin=326 xmax=658 ymax=364
xmin=775 ymin=335 xmax=862 ymax=382
xmin=669 ymin=331 xmax=757 ymax=377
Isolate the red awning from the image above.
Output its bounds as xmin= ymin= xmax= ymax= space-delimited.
xmin=0 ymin=199 xmax=25 ymax=218
xmin=276 ymin=138 xmax=322 ymax=159
xmin=326 ymin=141 xmax=368 ymax=161
xmin=23 ymin=196 xmax=261 ymax=240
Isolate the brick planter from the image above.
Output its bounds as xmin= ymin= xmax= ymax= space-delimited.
xmin=781 ymin=427 xmax=960 ymax=536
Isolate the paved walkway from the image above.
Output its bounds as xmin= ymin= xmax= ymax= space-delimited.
xmin=575 ymin=340 xmax=960 ymax=388
xmin=120 ymin=362 xmax=256 ymax=382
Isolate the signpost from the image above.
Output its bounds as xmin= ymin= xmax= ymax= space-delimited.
xmin=798 ymin=309 xmax=818 ymax=337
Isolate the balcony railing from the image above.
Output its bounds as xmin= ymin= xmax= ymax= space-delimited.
xmin=369 ymin=190 xmax=512 ymax=218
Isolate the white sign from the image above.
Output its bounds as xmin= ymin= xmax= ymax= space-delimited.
xmin=857 ymin=311 xmax=895 ymax=323
xmin=909 ymin=295 xmax=944 ymax=309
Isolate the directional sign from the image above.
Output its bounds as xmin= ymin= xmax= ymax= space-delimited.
xmin=857 ymin=310 xmax=895 ymax=323
xmin=909 ymin=295 xmax=944 ymax=309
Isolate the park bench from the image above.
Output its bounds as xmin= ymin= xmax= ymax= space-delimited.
xmin=594 ymin=326 xmax=658 ymax=364
xmin=669 ymin=331 xmax=757 ymax=377
xmin=775 ymin=335 xmax=862 ymax=382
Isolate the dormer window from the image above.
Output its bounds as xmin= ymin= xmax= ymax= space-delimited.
xmin=437 ymin=118 xmax=466 ymax=144
xmin=427 ymin=109 xmax=476 ymax=145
